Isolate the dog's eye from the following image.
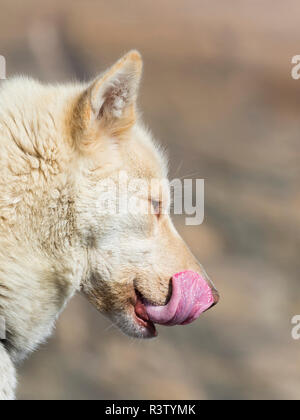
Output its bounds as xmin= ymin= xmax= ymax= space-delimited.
xmin=151 ymin=200 xmax=161 ymax=217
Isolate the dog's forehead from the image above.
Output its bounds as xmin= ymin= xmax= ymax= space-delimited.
xmin=120 ymin=133 xmax=170 ymax=204
xmin=121 ymin=124 xmax=168 ymax=180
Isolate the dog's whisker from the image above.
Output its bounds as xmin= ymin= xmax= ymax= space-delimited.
xmin=173 ymin=160 xmax=183 ymax=178
xmin=104 ymin=323 xmax=116 ymax=333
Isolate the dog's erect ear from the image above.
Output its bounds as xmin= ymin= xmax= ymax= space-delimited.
xmin=90 ymin=50 xmax=142 ymax=123
xmin=72 ymin=50 xmax=142 ymax=149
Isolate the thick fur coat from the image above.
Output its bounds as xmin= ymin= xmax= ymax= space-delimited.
xmin=0 ymin=51 xmax=217 ymax=399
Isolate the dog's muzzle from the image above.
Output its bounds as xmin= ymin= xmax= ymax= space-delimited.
xmin=144 ymin=270 xmax=219 ymax=326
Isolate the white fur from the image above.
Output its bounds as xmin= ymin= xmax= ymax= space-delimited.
xmin=0 ymin=52 xmax=212 ymax=399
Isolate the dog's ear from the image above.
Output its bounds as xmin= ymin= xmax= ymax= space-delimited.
xmin=72 ymin=50 xmax=142 ymax=150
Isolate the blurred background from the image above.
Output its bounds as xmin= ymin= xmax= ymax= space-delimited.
xmin=0 ymin=0 xmax=299 ymax=400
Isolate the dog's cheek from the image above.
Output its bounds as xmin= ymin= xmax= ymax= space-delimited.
xmin=82 ymin=280 xmax=133 ymax=314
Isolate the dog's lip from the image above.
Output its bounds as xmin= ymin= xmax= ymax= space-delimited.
xmin=134 ymin=289 xmax=157 ymax=336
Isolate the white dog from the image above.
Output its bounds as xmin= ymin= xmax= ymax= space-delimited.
xmin=0 ymin=51 xmax=218 ymax=399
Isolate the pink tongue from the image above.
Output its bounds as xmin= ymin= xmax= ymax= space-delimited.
xmin=144 ymin=271 xmax=214 ymax=326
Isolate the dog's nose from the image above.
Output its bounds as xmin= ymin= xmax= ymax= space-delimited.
xmin=211 ymin=288 xmax=220 ymax=307
xmin=203 ymin=288 xmax=219 ymax=314
xmin=198 ymin=267 xmax=219 ymax=307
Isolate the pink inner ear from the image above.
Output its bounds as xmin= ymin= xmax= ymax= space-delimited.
xmin=144 ymin=270 xmax=214 ymax=326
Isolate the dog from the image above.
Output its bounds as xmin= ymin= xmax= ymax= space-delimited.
xmin=0 ymin=51 xmax=219 ymax=400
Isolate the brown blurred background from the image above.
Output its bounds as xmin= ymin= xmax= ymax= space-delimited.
xmin=0 ymin=0 xmax=299 ymax=400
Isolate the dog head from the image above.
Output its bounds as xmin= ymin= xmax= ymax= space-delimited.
xmin=0 ymin=51 xmax=218 ymax=339
xmin=69 ymin=51 xmax=219 ymax=338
